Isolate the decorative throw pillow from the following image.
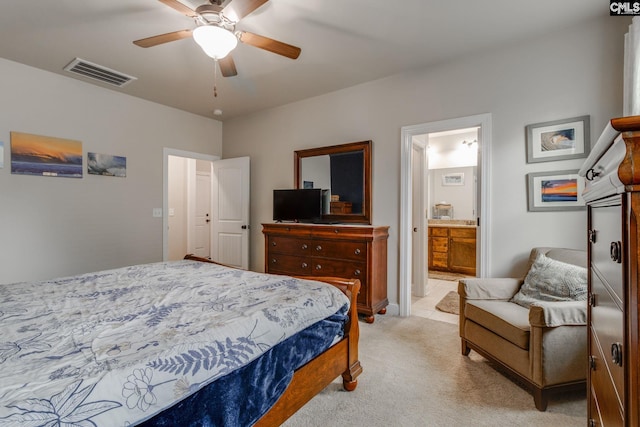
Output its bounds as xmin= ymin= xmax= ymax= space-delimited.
xmin=511 ymin=252 xmax=587 ymax=308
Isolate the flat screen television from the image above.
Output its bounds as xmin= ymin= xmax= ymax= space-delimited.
xmin=273 ymin=189 xmax=323 ymax=222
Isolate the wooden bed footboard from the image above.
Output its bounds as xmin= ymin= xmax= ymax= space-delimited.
xmin=183 ymin=255 xmax=362 ymax=426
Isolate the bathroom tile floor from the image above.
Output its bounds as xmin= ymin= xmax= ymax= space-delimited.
xmin=411 ymin=278 xmax=459 ymax=325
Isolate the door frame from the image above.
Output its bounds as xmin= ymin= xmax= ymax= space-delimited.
xmin=411 ymin=139 xmax=428 ymax=298
xmin=399 ymin=113 xmax=492 ymax=317
xmin=163 ymin=148 xmax=220 ymax=261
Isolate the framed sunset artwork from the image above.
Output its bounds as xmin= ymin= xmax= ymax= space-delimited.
xmin=10 ymin=131 xmax=82 ymax=178
xmin=526 ymin=170 xmax=585 ymax=211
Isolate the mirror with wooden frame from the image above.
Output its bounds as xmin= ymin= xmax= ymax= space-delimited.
xmin=294 ymin=140 xmax=371 ymax=224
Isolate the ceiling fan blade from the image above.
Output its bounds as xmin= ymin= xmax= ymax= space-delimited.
xmin=133 ymin=29 xmax=193 ymax=48
xmin=222 ymin=0 xmax=268 ymax=21
xmin=239 ymin=31 xmax=301 ymax=59
xmin=158 ymin=0 xmax=198 ymax=17
xmin=218 ymin=56 xmax=238 ymax=77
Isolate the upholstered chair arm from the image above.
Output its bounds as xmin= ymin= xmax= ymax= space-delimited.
xmin=528 ymin=301 xmax=587 ymax=328
xmin=458 ymin=278 xmax=523 ymax=300
xmin=528 ymin=301 xmax=588 ymax=389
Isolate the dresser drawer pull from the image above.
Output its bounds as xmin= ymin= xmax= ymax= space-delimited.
xmin=301 ymin=262 xmax=308 ymax=269
xmin=611 ymin=342 xmax=623 ymax=367
xmin=301 ymin=244 xmax=308 ymax=250
xmin=588 ymin=229 xmax=597 ymax=244
xmin=585 ymin=168 xmax=601 ymax=181
xmin=316 ymin=245 xmax=322 ymax=251
xmin=271 ymin=258 xmax=277 ymax=264
xmin=315 ymin=264 xmax=322 ymax=270
xmin=589 ymin=355 xmax=596 ymax=371
xmin=610 ymin=241 xmax=622 ymax=263
xmin=354 ymin=269 xmax=361 ymax=276
xmin=272 ymin=241 xmax=277 ymax=246
xmin=354 ymin=248 xmax=361 ymax=255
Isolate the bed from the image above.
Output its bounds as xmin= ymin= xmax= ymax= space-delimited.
xmin=0 ymin=255 xmax=361 ymax=426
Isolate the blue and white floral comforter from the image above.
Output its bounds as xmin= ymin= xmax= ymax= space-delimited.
xmin=0 ymin=260 xmax=349 ymax=426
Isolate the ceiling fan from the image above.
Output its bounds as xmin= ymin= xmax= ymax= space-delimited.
xmin=133 ymin=0 xmax=301 ymax=77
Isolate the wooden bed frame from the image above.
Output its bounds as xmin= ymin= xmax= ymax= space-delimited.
xmin=184 ymin=255 xmax=362 ymax=425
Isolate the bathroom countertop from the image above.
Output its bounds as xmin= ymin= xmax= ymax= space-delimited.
xmin=428 ymin=219 xmax=476 ymax=228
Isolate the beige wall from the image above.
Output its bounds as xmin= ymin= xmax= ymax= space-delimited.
xmin=222 ymin=16 xmax=628 ymax=313
xmin=0 ymin=59 xmax=222 ymax=284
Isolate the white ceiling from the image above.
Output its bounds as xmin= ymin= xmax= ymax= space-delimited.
xmin=0 ymin=0 xmax=607 ymax=121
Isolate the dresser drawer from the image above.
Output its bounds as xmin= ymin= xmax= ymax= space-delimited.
xmin=431 ymin=237 xmax=448 ymax=252
xmin=311 ymin=258 xmax=367 ymax=282
xmin=590 ymin=329 xmax=624 ymax=426
xmin=591 ymin=272 xmax=625 ymax=403
xmin=268 ymin=236 xmax=312 ymax=255
xmin=590 ymin=200 xmax=623 ymax=303
xmin=311 ymin=239 xmax=367 ymax=261
xmin=431 ymin=252 xmax=448 ymax=268
xmin=449 ymin=227 xmax=476 ymax=238
xmin=267 ymin=253 xmax=312 ymax=275
xmin=430 ymin=227 xmax=448 ymax=237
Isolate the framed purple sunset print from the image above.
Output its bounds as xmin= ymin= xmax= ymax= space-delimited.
xmin=527 ymin=169 xmax=585 ymax=211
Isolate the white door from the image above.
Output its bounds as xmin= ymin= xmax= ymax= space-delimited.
xmin=212 ymin=157 xmax=250 ymax=269
xmin=194 ymin=171 xmax=211 ymax=258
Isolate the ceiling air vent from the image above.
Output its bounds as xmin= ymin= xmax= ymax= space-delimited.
xmin=63 ymin=58 xmax=137 ymax=87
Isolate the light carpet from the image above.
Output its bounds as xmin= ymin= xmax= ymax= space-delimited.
xmin=283 ymin=315 xmax=585 ymax=426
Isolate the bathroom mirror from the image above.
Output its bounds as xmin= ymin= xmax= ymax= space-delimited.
xmin=294 ymin=140 xmax=371 ymax=224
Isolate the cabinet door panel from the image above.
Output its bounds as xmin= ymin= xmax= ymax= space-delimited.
xmin=449 ymin=237 xmax=476 ymax=275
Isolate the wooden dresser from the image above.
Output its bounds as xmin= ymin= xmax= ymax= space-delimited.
xmin=262 ymin=223 xmax=389 ymax=323
xmin=579 ymin=116 xmax=640 ymax=426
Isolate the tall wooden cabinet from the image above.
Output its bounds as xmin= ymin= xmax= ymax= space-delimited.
xmin=579 ymin=116 xmax=640 ymax=426
xmin=262 ymin=223 xmax=389 ymax=323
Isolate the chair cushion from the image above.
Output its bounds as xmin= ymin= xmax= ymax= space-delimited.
xmin=511 ymin=252 xmax=587 ymax=309
xmin=465 ymin=300 xmax=530 ymax=350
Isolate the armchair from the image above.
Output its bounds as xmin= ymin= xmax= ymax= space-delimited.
xmin=458 ymin=247 xmax=587 ymax=411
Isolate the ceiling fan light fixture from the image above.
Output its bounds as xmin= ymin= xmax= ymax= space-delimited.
xmin=193 ymin=25 xmax=238 ymax=59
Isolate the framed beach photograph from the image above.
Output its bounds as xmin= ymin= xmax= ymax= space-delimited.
xmin=11 ymin=131 xmax=83 ymax=178
xmin=442 ymin=172 xmax=464 ymax=186
xmin=527 ymin=169 xmax=585 ymax=212
xmin=525 ymin=115 xmax=590 ymax=163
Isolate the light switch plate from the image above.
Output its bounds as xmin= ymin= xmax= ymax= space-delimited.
xmin=152 ymin=208 xmax=162 ymax=218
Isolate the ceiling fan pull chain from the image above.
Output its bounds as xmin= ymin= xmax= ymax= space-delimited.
xmin=213 ymin=59 xmax=218 ymax=97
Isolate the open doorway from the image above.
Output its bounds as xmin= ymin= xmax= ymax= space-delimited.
xmin=162 ymin=148 xmax=251 ymax=270
xmin=399 ymin=114 xmax=492 ymax=317
xmin=163 ymin=149 xmax=251 ymax=269
xmin=163 ymin=148 xmax=219 ymax=262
